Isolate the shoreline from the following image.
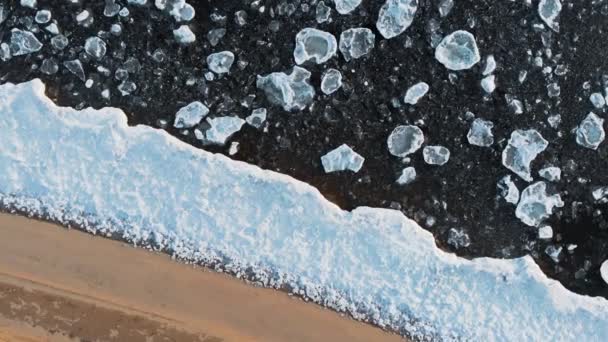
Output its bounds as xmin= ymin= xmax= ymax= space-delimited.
xmin=0 ymin=212 xmax=404 ymax=342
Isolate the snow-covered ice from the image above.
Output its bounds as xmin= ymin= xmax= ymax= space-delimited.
xmin=538 ymin=0 xmax=562 ymax=32
xmin=376 ymin=0 xmax=418 ymax=39
xmin=203 ymin=116 xmax=245 ymax=146
xmin=498 ymin=175 xmax=520 ymax=205
xmin=576 ymin=112 xmax=605 ymax=150
xmin=516 ymin=182 xmax=564 ymax=227
xmin=294 ymin=28 xmax=337 ymax=65
xmin=467 ymin=118 xmax=494 ymax=147
xmin=403 ymin=82 xmax=429 ymax=105
xmin=339 ymin=28 xmax=375 ymax=62
xmin=387 ymin=125 xmax=424 ymax=157
xmin=502 ymin=129 xmax=549 ymax=182
xmin=435 ymin=30 xmax=480 ymax=71
xmin=423 ymin=146 xmax=450 ymax=166
xmin=321 ymin=68 xmax=342 ymax=95
xmin=320 ymin=144 xmax=364 ymax=173
xmin=1 ymin=80 xmax=608 ymax=341
xmin=396 ymin=167 xmax=416 ymax=185
xmin=207 ymin=51 xmax=235 ymax=74
xmin=174 ymin=101 xmax=209 ymax=129
xmin=257 ymin=66 xmax=315 ymax=112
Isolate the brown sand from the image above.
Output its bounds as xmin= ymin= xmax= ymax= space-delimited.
xmin=0 ymin=213 xmax=405 ymax=342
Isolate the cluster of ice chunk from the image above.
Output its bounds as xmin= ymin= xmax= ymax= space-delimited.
xmin=294 ymin=28 xmax=337 ymax=65
xmin=502 ymin=129 xmax=548 ymax=182
xmin=515 ymin=182 xmax=564 ymax=227
xmin=576 ymin=112 xmax=605 ymax=150
xmin=174 ymin=101 xmax=209 ymax=129
xmin=321 ymin=144 xmax=365 ymax=173
xmin=257 ymin=67 xmax=315 ymax=111
xmin=339 ymin=28 xmax=375 ymax=61
xmin=435 ymin=30 xmax=480 ymax=71
xmin=387 ymin=125 xmax=424 ymax=157
xmin=376 ymin=0 xmax=418 ymax=39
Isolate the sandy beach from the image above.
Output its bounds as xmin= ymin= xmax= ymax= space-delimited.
xmin=0 ymin=213 xmax=404 ymax=342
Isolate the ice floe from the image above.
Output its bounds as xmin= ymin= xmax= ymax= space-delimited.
xmin=467 ymin=118 xmax=494 ymax=147
xmin=174 ymin=101 xmax=209 ymax=129
xmin=320 ymin=144 xmax=364 ymax=173
xmin=538 ymin=0 xmax=562 ymax=32
xmin=207 ymin=51 xmax=235 ymax=74
xmin=376 ymin=0 xmax=418 ymax=39
xmin=538 ymin=225 xmax=554 ymax=240
xmin=246 ymin=108 xmax=267 ymax=129
xmin=423 ymin=146 xmax=450 ymax=166
xmin=403 ymin=82 xmax=429 ymax=105
xmin=539 ymin=166 xmax=561 ymax=182
xmin=1 ymin=81 xmax=608 ymax=341
xmin=481 ymin=75 xmax=496 ymax=93
xmin=387 ymin=125 xmax=424 ymax=157
xmin=173 ymin=25 xmax=195 ymax=44
xmin=321 ymin=68 xmax=343 ymax=95
xmin=339 ymin=28 xmax=375 ymax=61
xmin=602 ymin=261 xmax=608 ymax=285
xmin=502 ymin=129 xmax=548 ymax=182
xmin=84 ymin=37 xmax=107 ymax=60
xmin=576 ymin=112 xmax=605 ymax=150
xmin=257 ymin=66 xmax=315 ymax=112
xmin=9 ymin=29 xmax=42 ymax=56
xmin=396 ymin=167 xmax=416 ymax=185
xmin=435 ymin=30 xmax=480 ymax=71
xmin=333 ymin=0 xmax=361 ymax=15
xmin=294 ymin=28 xmax=337 ymax=65
xmin=498 ymin=175 xmax=520 ymax=205
xmin=203 ymin=116 xmax=245 ymax=146
xmin=516 ymin=181 xmax=564 ymax=227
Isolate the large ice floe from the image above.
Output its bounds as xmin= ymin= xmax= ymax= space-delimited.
xmin=1 ymin=80 xmax=608 ymax=341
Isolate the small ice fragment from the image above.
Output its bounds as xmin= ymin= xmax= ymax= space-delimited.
xmin=321 ymin=144 xmax=365 ymax=173
xmin=592 ymin=187 xmax=608 ymax=203
xmin=257 ymin=66 xmax=315 ymax=112
xmin=76 ymin=10 xmax=92 ymax=25
xmin=547 ymin=82 xmax=560 ymax=97
xmin=118 ymin=81 xmax=137 ymax=96
xmin=438 ymin=0 xmax=454 ymax=17
xmin=507 ymin=96 xmax=524 ymax=115
xmin=396 ymin=167 xmax=416 ymax=185
xmin=171 ymin=3 xmax=195 ymax=22
xmin=498 ymin=175 xmax=520 ymax=205
xmin=63 ymin=59 xmax=85 ymax=81
xmin=539 ymin=166 xmax=561 ymax=182
xmin=447 ymin=228 xmax=471 ymax=249
xmin=228 ymin=142 xmax=239 ymax=156
xmin=376 ymin=0 xmax=418 ymax=39
xmin=234 ymin=10 xmax=247 ymax=26
xmin=173 ymin=25 xmax=195 ymax=44
xmin=119 ymin=7 xmax=130 ymax=17
xmin=601 ymin=260 xmax=608 ymax=285
xmin=204 ymin=117 xmax=246 ymax=145
xmin=40 ymin=58 xmax=58 ymax=75
xmin=590 ymin=92 xmax=606 ymax=109
xmin=321 ymin=68 xmax=343 ymax=95
xmin=35 ymin=10 xmax=51 ymax=24
xmin=84 ymin=37 xmax=107 ymax=60
xmin=110 ymin=24 xmax=122 ymax=35
xmin=0 ymin=5 xmax=6 ymax=25
xmin=423 ymin=146 xmax=450 ymax=166
xmin=104 ymin=0 xmax=121 ymax=17
xmin=516 ymin=181 xmax=564 ymax=227
xmin=387 ymin=125 xmax=424 ymax=157
xmin=576 ymin=112 xmax=605 ymax=150
xmin=246 ymin=108 xmax=267 ymax=129
xmin=294 ymin=28 xmax=337 ymax=65
xmin=435 ymin=30 xmax=480 ymax=71
xmin=316 ymin=1 xmax=331 ymax=23
xmin=9 ymin=29 xmax=43 ymax=56
xmin=207 ymin=28 xmax=226 ymax=46
xmin=51 ymin=35 xmax=69 ymax=50
xmin=207 ymin=51 xmax=235 ymax=74
xmin=481 ymin=75 xmax=496 ymax=93
xmin=339 ymin=28 xmax=375 ymax=61
xmin=538 ymin=225 xmax=553 ymax=240
xmin=545 ymin=245 xmax=562 ymax=263
xmin=482 ymin=55 xmax=496 ymax=76
xmin=334 ymin=0 xmax=361 ymax=14
xmin=20 ymin=0 xmax=37 ymax=9
xmin=538 ymin=0 xmax=562 ymax=32
xmin=502 ymin=129 xmax=549 ymax=182
xmin=127 ymin=0 xmax=147 ymax=5
xmin=45 ymin=23 xmax=58 ymax=35
xmin=467 ymin=118 xmax=494 ymax=147
xmin=0 ymin=43 xmax=11 ymax=61
xmin=174 ymin=101 xmax=209 ymax=129
xmin=548 ymin=114 xmax=561 ymax=129
xmin=403 ymin=82 xmax=429 ymax=105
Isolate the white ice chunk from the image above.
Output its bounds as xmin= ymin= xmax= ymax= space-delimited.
xmin=403 ymin=82 xmax=429 ymax=105
xmin=9 ymin=29 xmax=42 ymax=56
xmin=516 ymin=181 xmax=564 ymax=227
xmin=20 ymin=0 xmax=37 ymax=9
xmin=539 ymin=166 xmax=561 ymax=182
xmin=174 ymin=101 xmax=209 ymax=129
xmin=339 ymin=28 xmax=375 ymax=61
xmin=321 ymin=144 xmax=365 ymax=173
xmin=538 ymin=0 xmax=562 ymax=32
xmin=204 ymin=117 xmax=245 ymax=145
xmin=376 ymin=0 xmax=418 ymax=39
xmin=590 ymin=93 xmax=606 ymax=109
xmin=502 ymin=129 xmax=548 ymax=182
xmin=246 ymin=108 xmax=267 ymax=129
xmin=601 ymin=260 xmax=608 ymax=285
xmin=435 ymin=30 xmax=480 ymax=71
xmin=257 ymin=66 xmax=315 ymax=112
xmin=576 ymin=112 xmax=605 ymax=150
xmin=387 ymin=125 xmax=424 ymax=157
xmin=396 ymin=167 xmax=416 ymax=185
xmin=84 ymin=37 xmax=107 ymax=60
xmin=333 ymin=0 xmax=361 ymax=15
xmin=207 ymin=51 xmax=235 ymax=74
xmin=321 ymin=68 xmax=343 ymax=95
xmin=294 ymin=28 xmax=337 ymax=65
xmin=482 ymin=55 xmax=496 ymax=76
xmin=481 ymin=75 xmax=496 ymax=93
xmin=467 ymin=118 xmax=494 ymax=147
xmin=173 ymin=25 xmax=195 ymax=44
xmin=423 ymin=146 xmax=450 ymax=166
xmin=538 ymin=225 xmax=553 ymax=240
xmin=498 ymin=175 xmax=520 ymax=205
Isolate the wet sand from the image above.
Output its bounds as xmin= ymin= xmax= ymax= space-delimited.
xmin=0 ymin=213 xmax=405 ymax=342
